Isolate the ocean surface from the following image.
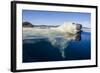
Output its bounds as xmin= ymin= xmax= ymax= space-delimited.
xmin=23 ymin=31 xmax=91 ymax=63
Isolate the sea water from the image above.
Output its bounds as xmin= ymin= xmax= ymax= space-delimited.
xmin=23 ymin=31 xmax=91 ymax=63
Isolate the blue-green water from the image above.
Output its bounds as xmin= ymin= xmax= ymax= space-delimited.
xmin=23 ymin=32 xmax=91 ymax=63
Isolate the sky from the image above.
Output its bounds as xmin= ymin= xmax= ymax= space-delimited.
xmin=22 ymin=10 xmax=91 ymax=28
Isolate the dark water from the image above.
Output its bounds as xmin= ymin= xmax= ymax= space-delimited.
xmin=23 ymin=32 xmax=91 ymax=63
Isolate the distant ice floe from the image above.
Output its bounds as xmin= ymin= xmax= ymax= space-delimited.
xmin=82 ymin=27 xmax=91 ymax=32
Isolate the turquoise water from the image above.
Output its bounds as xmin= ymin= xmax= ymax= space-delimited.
xmin=23 ymin=32 xmax=91 ymax=63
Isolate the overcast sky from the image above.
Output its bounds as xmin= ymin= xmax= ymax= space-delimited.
xmin=23 ymin=10 xmax=91 ymax=28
